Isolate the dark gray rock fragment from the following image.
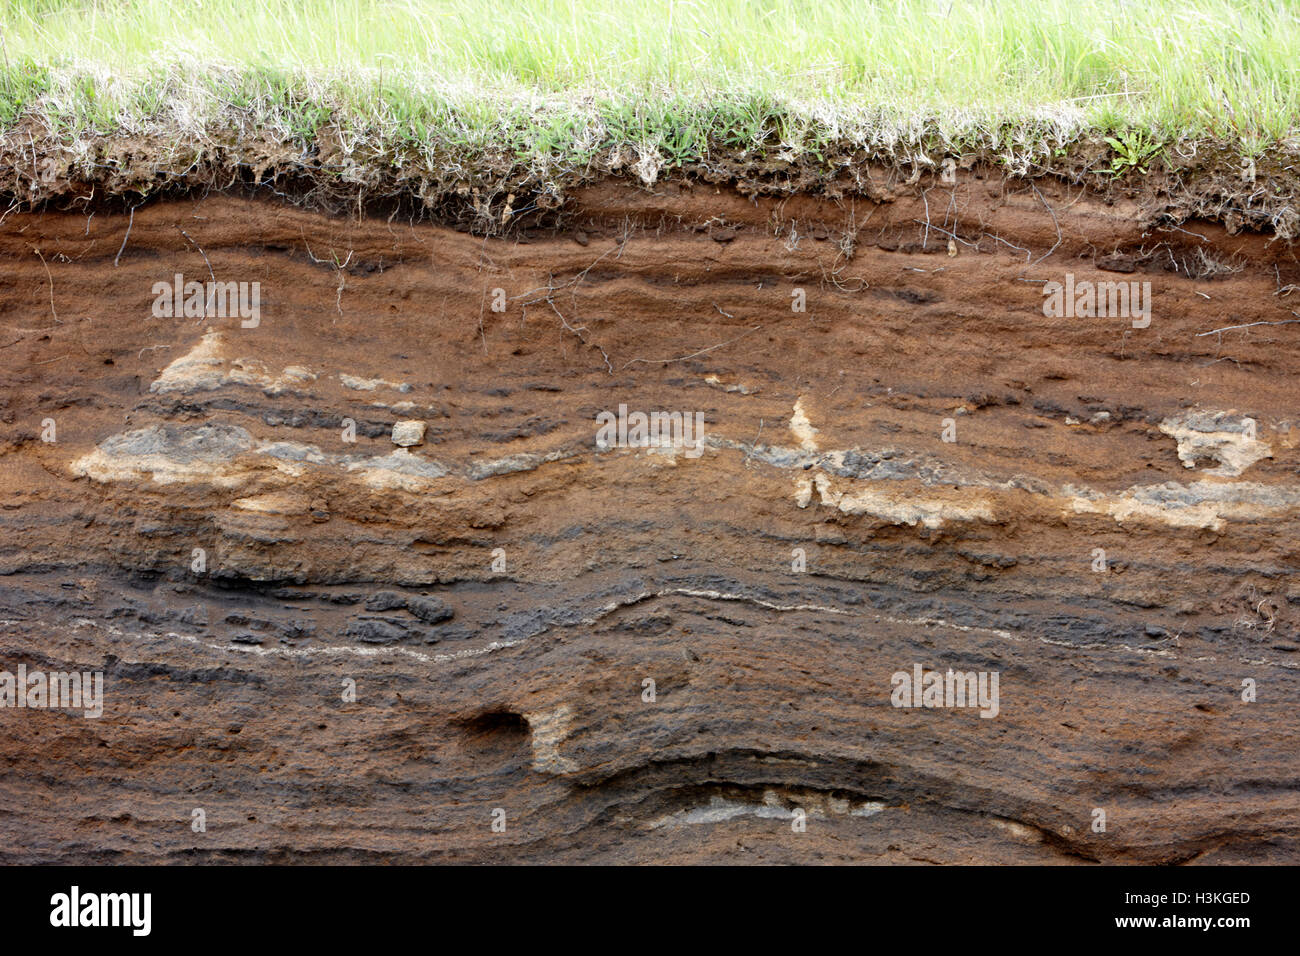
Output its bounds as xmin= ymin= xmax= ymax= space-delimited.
xmin=365 ymin=591 xmax=408 ymax=612
xmin=345 ymin=617 xmax=409 ymax=644
xmin=407 ymin=596 xmax=453 ymax=624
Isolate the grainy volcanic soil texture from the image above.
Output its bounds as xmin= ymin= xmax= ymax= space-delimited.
xmin=1 ymin=174 xmax=1298 ymax=863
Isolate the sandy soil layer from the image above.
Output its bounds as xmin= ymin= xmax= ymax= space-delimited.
xmin=1 ymin=178 xmax=1298 ymax=863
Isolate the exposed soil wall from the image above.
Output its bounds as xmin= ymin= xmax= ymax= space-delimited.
xmin=1 ymin=177 xmax=1298 ymax=862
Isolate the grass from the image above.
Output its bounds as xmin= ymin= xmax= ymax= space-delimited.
xmin=1 ymin=0 xmax=1298 ymax=205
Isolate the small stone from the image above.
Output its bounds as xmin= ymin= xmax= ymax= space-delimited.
xmin=326 ymin=592 xmax=364 ymax=605
xmin=391 ymin=420 xmax=426 ymax=447
xmin=345 ymin=618 xmax=408 ymax=644
xmin=365 ymin=591 xmax=408 ymax=612
xmin=179 ymin=605 xmax=209 ymax=627
xmin=278 ymin=620 xmax=315 ymax=640
xmin=407 ymin=596 xmax=453 ymax=624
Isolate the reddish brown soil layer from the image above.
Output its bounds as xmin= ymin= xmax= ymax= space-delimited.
xmin=1 ymin=178 xmax=1298 ymax=863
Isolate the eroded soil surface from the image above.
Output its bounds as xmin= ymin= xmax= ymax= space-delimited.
xmin=1 ymin=177 xmax=1298 ymax=863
